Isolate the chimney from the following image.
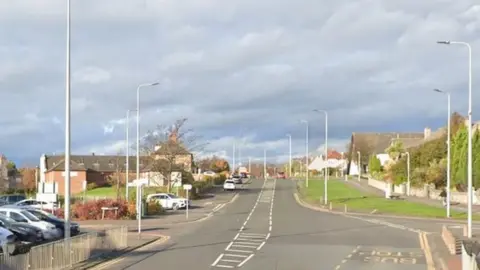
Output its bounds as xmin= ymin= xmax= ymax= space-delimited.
xmin=424 ymin=127 xmax=431 ymax=139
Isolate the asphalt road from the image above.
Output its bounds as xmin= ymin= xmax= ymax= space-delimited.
xmin=97 ymin=179 xmax=432 ymax=270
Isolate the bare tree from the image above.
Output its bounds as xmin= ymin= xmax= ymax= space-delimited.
xmin=141 ymin=118 xmax=208 ymax=192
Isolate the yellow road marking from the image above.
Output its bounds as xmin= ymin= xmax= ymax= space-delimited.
xmin=418 ymin=232 xmax=435 ymax=270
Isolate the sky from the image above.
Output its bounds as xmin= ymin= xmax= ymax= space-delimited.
xmin=1 ymin=0 xmax=479 ymax=167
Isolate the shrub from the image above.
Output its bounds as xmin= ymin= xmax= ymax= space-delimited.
xmin=368 ymin=155 xmax=382 ymax=173
xmin=55 ymin=199 xmax=134 ymax=220
xmin=86 ymin=182 xmax=98 ymax=190
xmin=146 ymin=201 xmax=164 ymax=215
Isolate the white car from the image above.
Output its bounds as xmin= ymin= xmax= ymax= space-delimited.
xmin=203 ymin=171 xmax=216 ymax=177
xmin=14 ymin=199 xmax=57 ymax=211
xmin=146 ymin=193 xmax=190 ymax=210
xmin=0 ymin=207 xmax=61 ymax=240
xmin=223 ymin=180 xmax=236 ymax=191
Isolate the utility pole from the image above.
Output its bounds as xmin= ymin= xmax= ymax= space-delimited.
xmin=232 ymin=143 xmax=236 ymax=174
xmin=264 ymin=149 xmax=267 ymax=179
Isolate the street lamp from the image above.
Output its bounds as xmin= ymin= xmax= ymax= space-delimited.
xmin=300 ymin=120 xmax=309 ymax=187
xmin=64 ymin=0 xmax=72 ymax=240
xmin=437 ymin=40 xmax=472 ymax=237
xmin=136 ymin=82 xmax=159 ymax=234
xmin=405 ymin=152 xmax=410 ymax=196
xmin=434 ymin=88 xmax=452 ymax=218
xmin=264 ymin=149 xmax=267 ymax=179
xmin=232 ymin=143 xmax=236 ymax=174
xmin=125 ymin=109 xmax=137 ymax=201
xmin=286 ymin=134 xmax=292 ymax=177
xmin=314 ymin=109 xmax=328 ymax=205
xmin=357 ymin=151 xmax=361 ymax=181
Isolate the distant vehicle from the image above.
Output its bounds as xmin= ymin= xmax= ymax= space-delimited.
xmin=203 ymin=171 xmax=216 ymax=177
xmin=146 ymin=193 xmax=190 ymax=210
xmin=0 ymin=207 xmax=60 ymax=240
xmin=240 ymin=172 xmax=248 ymax=179
xmin=23 ymin=208 xmax=80 ymax=237
xmin=223 ymin=180 xmax=236 ymax=191
xmin=277 ymin=172 xmax=286 ymax=179
xmin=0 ymin=214 xmax=43 ymax=243
xmin=0 ymin=195 xmax=26 ymax=205
xmin=14 ymin=199 xmax=57 ymax=211
xmin=231 ymin=175 xmax=242 ymax=184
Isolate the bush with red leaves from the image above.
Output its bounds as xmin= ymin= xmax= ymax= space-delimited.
xmin=54 ymin=199 xmax=135 ymax=220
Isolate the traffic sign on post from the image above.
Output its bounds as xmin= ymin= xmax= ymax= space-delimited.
xmin=183 ymin=184 xmax=192 ymax=190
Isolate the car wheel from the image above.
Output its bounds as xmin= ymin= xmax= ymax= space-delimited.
xmin=172 ymin=203 xmax=179 ymax=211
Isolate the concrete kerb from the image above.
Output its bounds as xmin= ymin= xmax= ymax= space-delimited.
xmin=86 ymin=235 xmax=171 ymax=270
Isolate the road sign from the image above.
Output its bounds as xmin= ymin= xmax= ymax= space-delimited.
xmin=183 ymin=184 xmax=192 ymax=190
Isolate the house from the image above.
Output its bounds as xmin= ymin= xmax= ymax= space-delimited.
xmin=308 ymin=149 xmax=347 ymax=172
xmin=153 ymin=131 xmax=194 ymax=172
xmin=346 ymin=127 xmax=446 ymax=175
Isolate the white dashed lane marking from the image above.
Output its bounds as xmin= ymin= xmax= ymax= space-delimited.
xmin=211 ymin=178 xmax=276 ymax=268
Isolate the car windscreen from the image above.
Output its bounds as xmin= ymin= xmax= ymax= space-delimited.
xmin=168 ymin=194 xmax=179 ymax=198
xmin=20 ymin=211 xmax=40 ymax=221
xmin=225 ymin=180 xmax=234 ymax=184
xmin=0 ymin=215 xmax=15 ymax=226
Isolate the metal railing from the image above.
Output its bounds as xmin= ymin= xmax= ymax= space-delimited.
xmin=0 ymin=226 xmax=128 ymax=270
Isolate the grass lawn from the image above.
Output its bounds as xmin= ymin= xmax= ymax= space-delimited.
xmin=84 ymin=187 xmax=118 ymax=198
xmin=300 ymin=179 xmax=474 ymax=220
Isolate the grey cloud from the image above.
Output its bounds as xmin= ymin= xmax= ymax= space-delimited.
xmin=1 ymin=0 xmax=480 ymax=165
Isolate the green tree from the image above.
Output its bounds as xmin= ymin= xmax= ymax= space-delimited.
xmin=451 ymin=126 xmax=468 ymax=188
xmin=368 ymin=155 xmax=382 ymax=173
xmin=473 ymin=131 xmax=480 ymax=188
xmin=385 ymin=140 xmax=404 ymax=161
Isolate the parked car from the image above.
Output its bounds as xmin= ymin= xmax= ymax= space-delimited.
xmin=223 ymin=179 xmax=236 ymax=191
xmin=203 ymin=171 xmax=216 ymax=177
xmin=0 ymin=214 xmax=43 ymax=243
xmin=146 ymin=193 xmax=190 ymax=210
xmin=0 ymin=207 xmax=60 ymax=240
xmin=0 ymin=195 xmax=26 ymax=204
xmin=0 ymin=226 xmax=16 ymax=253
xmin=14 ymin=199 xmax=57 ymax=211
xmin=277 ymin=172 xmax=286 ymax=179
xmin=23 ymin=208 xmax=80 ymax=237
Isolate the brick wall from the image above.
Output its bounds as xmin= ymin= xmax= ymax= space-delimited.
xmin=44 ymin=171 xmax=87 ymax=195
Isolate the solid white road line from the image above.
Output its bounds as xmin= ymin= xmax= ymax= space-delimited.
xmin=238 ymin=254 xmax=255 ymax=267
xmin=227 ymin=249 xmax=253 ymax=253
xmin=216 ymin=264 xmax=234 ymax=268
xmin=225 ymin=242 xmax=234 ymax=251
xmin=221 ymin=259 xmax=241 ymax=263
xmin=212 ymin=254 xmax=224 ymax=266
xmin=257 ymin=242 xmax=266 ymax=250
xmin=266 ymin=233 xmax=270 ymax=240
xmin=232 ymin=244 xmax=258 ymax=248
xmin=224 ymin=254 xmax=248 ymax=258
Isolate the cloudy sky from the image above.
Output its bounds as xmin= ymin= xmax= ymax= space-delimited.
xmin=1 ymin=0 xmax=479 ymax=167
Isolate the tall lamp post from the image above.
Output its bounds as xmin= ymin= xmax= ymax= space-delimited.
xmin=300 ymin=120 xmax=309 ymax=187
xmin=264 ymin=149 xmax=267 ymax=179
xmin=125 ymin=109 xmax=137 ymax=201
xmin=434 ymin=88 xmax=452 ymax=218
xmin=286 ymin=134 xmax=292 ymax=177
xmin=136 ymin=82 xmax=159 ymax=235
xmin=405 ymin=152 xmax=410 ymax=196
xmin=357 ymin=151 xmax=361 ymax=181
xmin=437 ymin=40 xmax=472 ymax=237
xmin=314 ymin=109 xmax=328 ymax=204
xmin=64 ymin=0 xmax=72 ymax=239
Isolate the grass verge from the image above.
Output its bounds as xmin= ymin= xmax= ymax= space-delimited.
xmin=299 ymin=179 xmax=478 ymax=220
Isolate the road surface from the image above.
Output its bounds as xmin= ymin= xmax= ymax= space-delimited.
xmin=97 ymin=178 xmax=432 ymax=270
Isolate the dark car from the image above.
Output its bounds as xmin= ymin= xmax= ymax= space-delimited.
xmin=23 ymin=208 xmax=80 ymax=237
xmin=0 ymin=214 xmax=43 ymax=243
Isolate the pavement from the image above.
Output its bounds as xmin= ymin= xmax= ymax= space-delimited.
xmin=87 ymin=178 xmax=438 ymax=270
xmin=346 ymin=177 xmax=480 ymax=214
